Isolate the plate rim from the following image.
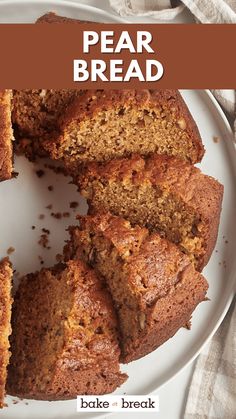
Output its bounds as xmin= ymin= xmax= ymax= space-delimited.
xmin=0 ymin=70 xmax=234 ymax=419
xmin=0 ymin=0 xmax=128 ymax=23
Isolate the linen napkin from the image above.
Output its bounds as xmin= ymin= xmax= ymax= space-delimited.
xmin=109 ymin=0 xmax=185 ymax=20
xmin=109 ymin=0 xmax=236 ymax=22
xmin=181 ymin=0 xmax=236 ymax=23
xmin=184 ymin=298 xmax=236 ymax=419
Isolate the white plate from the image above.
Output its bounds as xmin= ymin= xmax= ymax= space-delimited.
xmin=1 ymin=7 xmax=235 ymax=419
xmin=0 ymin=0 xmax=127 ymax=23
xmin=0 ymin=89 xmax=235 ymax=418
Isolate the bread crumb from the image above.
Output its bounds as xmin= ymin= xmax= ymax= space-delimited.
xmin=219 ymin=260 xmax=227 ymax=268
xmin=63 ymin=212 xmax=70 ymax=218
xmin=51 ymin=212 xmax=62 ymax=219
xmin=35 ymin=169 xmax=45 ymax=178
xmin=7 ymin=246 xmax=15 ymax=255
xmin=70 ymin=201 xmax=79 ymax=209
xmin=184 ymin=319 xmax=192 ymax=330
xmin=44 ymin=163 xmax=66 ymax=175
xmin=213 ymin=136 xmax=220 ymax=143
xmin=38 ymin=256 xmax=44 ymax=265
xmin=42 ymin=228 xmax=50 ymax=235
xmin=48 ymin=185 xmax=54 ymax=191
xmin=12 ymin=171 xmax=19 ymax=179
xmin=38 ymin=234 xmax=50 ymax=249
xmin=56 ymin=253 xmax=63 ymax=262
xmin=31 ymin=225 xmax=36 ymax=230
xmin=46 ymin=204 xmax=52 ymax=210
xmin=39 ymin=214 xmax=45 ymax=220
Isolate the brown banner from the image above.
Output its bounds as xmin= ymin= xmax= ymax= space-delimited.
xmin=1 ymin=24 xmax=236 ymax=88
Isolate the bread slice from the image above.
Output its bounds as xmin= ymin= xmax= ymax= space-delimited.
xmin=43 ymin=90 xmax=204 ymax=172
xmin=0 ymin=258 xmax=13 ymax=408
xmin=12 ymin=89 xmax=83 ymax=159
xmin=7 ymin=260 xmax=127 ymax=400
xmin=12 ymin=12 xmax=89 ymax=160
xmin=77 ymin=154 xmax=223 ymax=271
xmin=64 ymin=214 xmax=208 ymax=363
xmin=0 ymin=90 xmax=14 ymax=181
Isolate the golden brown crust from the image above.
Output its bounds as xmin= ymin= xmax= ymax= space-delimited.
xmin=12 ymin=14 xmax=87 ymax=159
xmin=8 ymin=259 xmax=127 ymax=400
xmin=124 ymin=262 xmax=207 ymax=362
xmin=77 ymin=154 xmax=223 ymax=271
xmin=44 ymin=89 xmax=204 ymax=167
xmin=0 ymin=90 xmax=14 ymax=181
xmin=0 ymin=258 xmax=13 ymax=408
xmin=12 ymin=89 xmax=83 ymax=160
xmin=36 ymin=12 xmax=91 ymax=24
xmin=65 ymin=213 xmax=208 ymax=363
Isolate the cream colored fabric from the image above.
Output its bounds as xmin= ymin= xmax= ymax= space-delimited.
xmin=184 ymin=299 xmax=236 ymax=419
xmin=109 ymin=0 xmax=185 ymax=19
xmin=109 ymin=0 xmax=236 ymax=22
xmin=181 ymin=0 xmax=236 ymax=23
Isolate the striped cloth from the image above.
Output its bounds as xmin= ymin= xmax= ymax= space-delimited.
xmin=109 ymin=0 xmax=185 ymax=19
xmin=109 ymin=0 xmax=236 ymax=22
xmin=184 ymin=299 xmax=236 ymax=419
xmin=109 ymin=2 xmax=236 ymax=418
xmin=182 ymin=0 xmax=236 ymax=23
